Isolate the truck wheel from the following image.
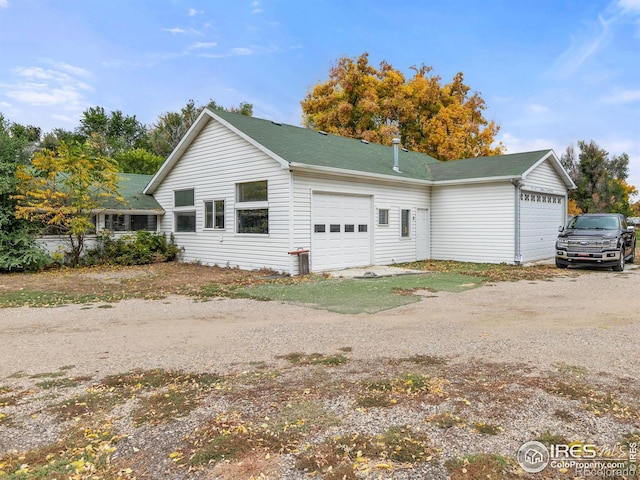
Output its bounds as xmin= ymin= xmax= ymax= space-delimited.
xmin=555 ymin=259 xmax=567 ymax=269
xmin=613 ymin=249 xmax=625 ymax=272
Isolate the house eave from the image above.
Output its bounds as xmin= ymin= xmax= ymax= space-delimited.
xmin=92 ymin=208 xmax=165 ymax=215
xmin=432 ymin=175 xmax=523 ymax=186
xmin=288 ymin=162 xmax=434 ymax=186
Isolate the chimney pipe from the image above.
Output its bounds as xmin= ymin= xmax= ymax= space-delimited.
xmin=392 ymin=138 xmax=401 ymax=173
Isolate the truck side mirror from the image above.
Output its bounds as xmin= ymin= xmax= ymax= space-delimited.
xmin=558 ymin=226 xmax=565 ymax=232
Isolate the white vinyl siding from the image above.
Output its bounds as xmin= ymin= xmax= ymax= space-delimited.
xmin=153 ymin=118 xmax=291 ymax=272
xmin=291 ymin=172 xmax=430 ymax=271
xmin=523 ymin=159 xmax=568 ymax=193
xmin=431 ymin=182 xmax=515 ymax=264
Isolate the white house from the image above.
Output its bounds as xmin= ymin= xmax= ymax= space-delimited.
xmin=141 ymin=108 xmax=575 ymax=275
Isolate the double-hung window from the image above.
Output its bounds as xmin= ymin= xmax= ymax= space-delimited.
xmin=204 ymin=200 xmax=225 ymax=229
xmin=236 ymin=180 xmax=268 ymax=234
xmin=174 ymin=188 xmax=196 ymax=232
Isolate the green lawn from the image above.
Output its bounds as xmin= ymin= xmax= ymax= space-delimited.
xmin=238 ymin=273 xmax=483 ymax=314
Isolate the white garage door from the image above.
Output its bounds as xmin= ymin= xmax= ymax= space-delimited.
xmin=520 ymin=192 xmax=565 ymax=262
xmin=311 ymin=193 xmax=372 ymax=271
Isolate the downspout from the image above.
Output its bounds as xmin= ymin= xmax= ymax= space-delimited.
xmin=512 ymin=179 xmax=523 ymax=265
xmin=288 ymin=165 xmax=296 ymax=275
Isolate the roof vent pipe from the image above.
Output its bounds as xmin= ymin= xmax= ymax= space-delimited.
xmin=392 ymin=138 xmax=401 ymax=173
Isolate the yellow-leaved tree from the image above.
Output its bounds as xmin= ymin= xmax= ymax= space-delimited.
xmin=13 ymin=139 xmax=122 ymax=264
xmin=301 ymin=53 xmax=504 ymax=160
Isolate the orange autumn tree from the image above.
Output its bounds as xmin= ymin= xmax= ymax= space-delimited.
xmin=13 ymin=139 xmax=122 ymax=264
xmin=301 ymin=52 xmax=503 ymax=160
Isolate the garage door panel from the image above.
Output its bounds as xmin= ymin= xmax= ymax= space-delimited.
xmin=520 ymin=192 xmax=564 ymax=262
xmin=312 ymin=193 xmax=372 ymax=271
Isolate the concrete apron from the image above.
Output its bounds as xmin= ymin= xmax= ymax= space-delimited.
xmin=326 ymin=265 xmax=426 ymax=279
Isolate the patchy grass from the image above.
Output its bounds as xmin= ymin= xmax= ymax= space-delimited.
xmin=427 ymin=412 xmax=466 ymax=429
xmin=2 ymin=357 xmax=638 ymax=479
xmin=445 ymin=453 xmax=518 ymax=479
xmin=0 ymin=423 xmax=131 ymax=479
xmin=473 ymin=422 xmax=504 ymax=435
xmin=237 ymin=273 xmax=483 ymax=313
xmin=0 ymin=260 xmax=576 ymax=309
xmin=50 ymin=369 xmax=223 ymax=422
xmin=295 ymin=425 xmax=437 ymax=477
xmin=277 ymin=352 xmax=349 ymax=367
xmin=35 ymin=376 xmax=92 ymax=390
xmin=400 ymin=259 xmax=572 ymax=282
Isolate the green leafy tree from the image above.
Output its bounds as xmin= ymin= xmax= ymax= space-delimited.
xmin=0 ymin=114 xmax=50 ymax=271
xmin=301 ymin=52 xmax=503 ymax=160
xmin=77 ymin=106 xmax=147 ymax=156
xmin=13 ymin=140 xmax=122 ymax=265
xmin=148 ymin=99 xmax=253 ymax=158
xmin=113 ymin=148 xmax=165 ymax=175
xmin=561 ymin=140 xmax=635 ymax=216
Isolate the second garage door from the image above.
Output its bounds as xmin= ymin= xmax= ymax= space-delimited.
xmin=520 ymin=191 xmax=565 ymax=262
xmin=311 ymin=193 xmax=372 ymax=271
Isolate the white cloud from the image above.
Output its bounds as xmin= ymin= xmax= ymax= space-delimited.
xmin=527 ymin=103 xmax=550 ymax=115
xmin=188 ymin=8 xmax=202 ymax=16
xmin=187 ymin=42 xmax=217 ymax=50
xmin=230 ymin=47 xmax=253 ymax=55
xmin=618 ymin=0 xmax=640 ymax=13
xmin=252 ymin=0 xmax=263 ymax=13
xmin=0 ymin=0 xmax=8 ymax=8
xmin=499 ymin=132 xmax=562 ymax=155
xmin=163 ymin=27 xmax=203 ymax=36
xmin=604 ymin=89 xmax=640 ymax=103
xmin=0 ymin=63 xmax=92 ymax=110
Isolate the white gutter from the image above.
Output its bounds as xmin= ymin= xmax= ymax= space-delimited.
xmin=288 ymin=162 xmax=433 ymax=186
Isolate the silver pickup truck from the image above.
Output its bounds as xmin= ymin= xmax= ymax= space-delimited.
xmin=555 ymin=213 xmax=636 ymax=271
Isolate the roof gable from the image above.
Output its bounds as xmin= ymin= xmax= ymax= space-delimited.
xmin=144 ymin=109 xmax=574 ymax=192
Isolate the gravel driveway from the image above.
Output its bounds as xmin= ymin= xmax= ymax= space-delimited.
xmin=1 ymin=266 xmax=639 ymax=479
xmin=2 ymin=267 xmax=638 ymax=380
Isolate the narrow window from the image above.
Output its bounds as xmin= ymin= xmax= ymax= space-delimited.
xmin=330 ymin=224 xmax=341 ymax=232
xmin=314 ymin=224 xmax=326 ymax=233
xmin=378 ymin=209 xmax=389 ymax=225
xmin=344 ymin=224 xmax=355 ymax=232
xmin=358 ymin=224 xmax=368 ymax=233
xmin=401 ymin=209 xmax=410 ymax=237
xmin=204 ymin=201 xmax=214 ymax=229
xmin=214 ymin=200 xmax=225 ymax=229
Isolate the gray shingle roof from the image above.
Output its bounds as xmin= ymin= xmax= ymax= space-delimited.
xmin=212 ymin=109 xmax=439 ymax=181
xmin=425 ymin=150 xmax=554 ymax=181
xmin=100 ymin=173 xmax=163 ymax=211
xmin=211 ymin=110 xmax=556 ymax=183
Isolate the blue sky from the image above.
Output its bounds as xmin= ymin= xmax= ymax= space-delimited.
xmin=1 ymin=0 xmax=639 ymax=191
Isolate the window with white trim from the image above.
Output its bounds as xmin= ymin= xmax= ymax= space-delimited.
xmin=401 ymin=209 xmax=410 ymax=237
xmin=174 ymin=188 xmax=196 ymax=232
xmin=378 ymin=209 xmax=389 ymax=226
xmin=204 ymin=200 xmax=225 ymax=229
xmin=236 ymin=180 xmax=268 ymax=234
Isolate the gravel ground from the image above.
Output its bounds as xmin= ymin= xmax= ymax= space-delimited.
xmin=1 ymin=266 xmax=639 ymax=479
